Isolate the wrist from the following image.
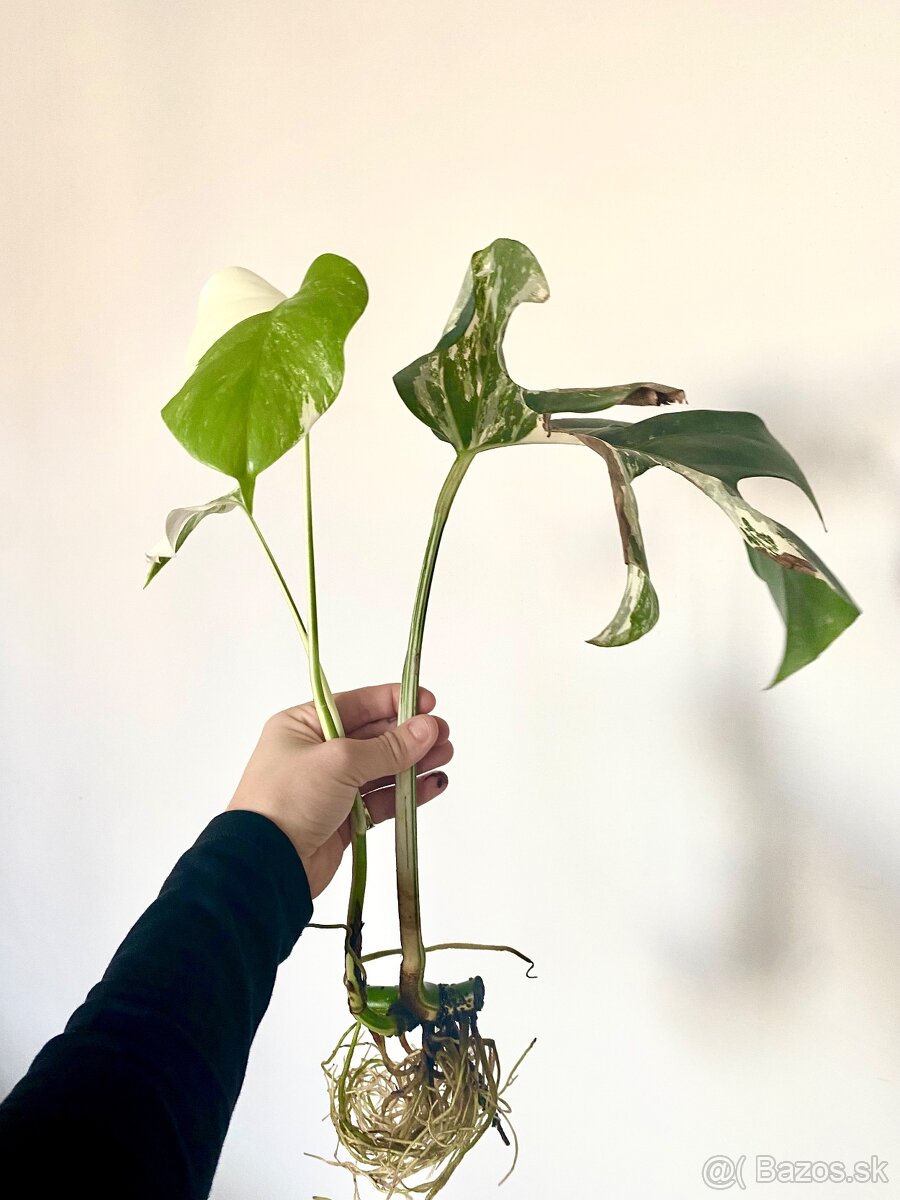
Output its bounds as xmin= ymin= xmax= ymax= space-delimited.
xmin=226 ymin=796 xmax=315 ymax=862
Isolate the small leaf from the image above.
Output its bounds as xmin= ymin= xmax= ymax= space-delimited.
xmin=587 ymin=441 xmax=659 ymax=647
xmin=560 ymin=408 xmax=859 ymax=682
xmin=144 ymin=491 xmax=242 ymax=587
xmin=163 ymin=254 xmax=368 ymax=510
xmin=393 ymin=238 xmax=683 ymax=452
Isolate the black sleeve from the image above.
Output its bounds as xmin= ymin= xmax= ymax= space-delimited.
xmin=0 ymin=809 xmax=313 ymax=1200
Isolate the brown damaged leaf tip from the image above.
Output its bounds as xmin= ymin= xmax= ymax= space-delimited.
xmin=624 ymin=384 xmax=686 ymax=407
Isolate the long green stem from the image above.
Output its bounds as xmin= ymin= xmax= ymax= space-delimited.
xmin=303 ymin=439 xmax=387 ymax=1030
xmin=243 ymin=446 xmax=480 ymax=1031
xmin=243 ymin=506 xmax=310 ymax=652
xmin=243 ymin=472 xmax=393 ymax=1034
xmin=395 ymin=450 xmax=475 ymax=1016
xmin=303 ymin=437 xmax=339 ymax=737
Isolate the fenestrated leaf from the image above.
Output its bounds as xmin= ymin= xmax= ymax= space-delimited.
xmin=393 ymin=238 xmax=683 ymax=452
xmin=144 ymin=491 xmax=242 ymax=587
xmin=588 ymin=441 xmax=659 ymax=647
xmin=555 ymin=408 xmax=859 ymax=682
xmin=556 ymin=408 xmax=822 ymax=519
xmin=162 ymin=254 xmax=368 ymax=510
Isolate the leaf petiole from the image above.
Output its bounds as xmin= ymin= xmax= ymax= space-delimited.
xmin=241 ymin=464 xmax=392 ymax=1034
xmin=395 ymin=449 xmax=475 ymax=1018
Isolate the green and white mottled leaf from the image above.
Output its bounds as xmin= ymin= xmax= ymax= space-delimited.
xmin=555 ymin=408 xmax=859 ymax=682
xmin=588 ymin=441 xmax=659 ymax=647
xmin=393 ymin=238 xmax=683 ymax=452
xmin=163 ymin=254 xmax=368 ymax=510
xmin=144 ymin=491 xmax=242 ymax=587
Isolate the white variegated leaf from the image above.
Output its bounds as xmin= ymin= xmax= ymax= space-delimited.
xmin=393 ymin=239 xmax=684 ymax=453
xmin=145 ymin=491 xmax=242 ymax=587
xmin=163 ymin=254 xmax=368 ymax=510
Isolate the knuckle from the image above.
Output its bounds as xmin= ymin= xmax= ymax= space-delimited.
xmin=263 ymin=711 xmax=286 ymax=733
xmin=380 ymin=728 xmax=406 ymax=763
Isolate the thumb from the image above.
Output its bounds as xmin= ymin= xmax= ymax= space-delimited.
xmin=337 ymin=714 xmax=439 ymax=787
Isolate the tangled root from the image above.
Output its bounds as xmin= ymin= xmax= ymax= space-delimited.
xmin=312 ymin=1015 xmax=534 ymax=1198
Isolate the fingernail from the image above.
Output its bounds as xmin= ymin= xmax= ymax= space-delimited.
xmin=408 ymin=715 xmax=432 ymax=741
xmin=433 ymin=772 xmax=448 ymax=790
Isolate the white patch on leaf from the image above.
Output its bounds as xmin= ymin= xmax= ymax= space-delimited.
xmin=144 ymin=492 xmax=242 ymax=585
xmin=672 ymin=466 xmax=830 ymax=583
xmin=186 ymin=267 xmax=286 ymax=371
xmin=591 ymin=562 xmax=658 ymax=647
xmin=518 ymin=426 xmax=582 ymax=446
xmin=442 ymin=265 xmax=475 ymax=337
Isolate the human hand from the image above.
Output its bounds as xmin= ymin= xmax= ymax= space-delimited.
xmin=227 ymin=683 xmax=452 ymax=898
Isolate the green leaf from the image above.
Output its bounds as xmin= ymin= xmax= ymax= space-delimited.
xmin=558 ymin=408 xmax=859 ymax=682
xmin=144 ymin=491 xmax=242 ymax=587
xmin=162 ymin=254 xmax=368 ymax=510
xmin=393 ymin=238 xmax=683 ymax=452
xmin=525 ymin=382 xmax=685 ymax=414
xmin=748 ymin=547 xmax=860 ymax=686
xmin=587 ymin=441 xmax=659 ymax=647
xmin=556 ymin=409 xmax=822 ymax=519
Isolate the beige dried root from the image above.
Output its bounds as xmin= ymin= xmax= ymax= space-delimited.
xmin=310 ymin=1015 xmax=534 ymax=1199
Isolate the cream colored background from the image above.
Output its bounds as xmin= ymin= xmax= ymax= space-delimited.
xmin=2 ymin=3 xmax=900 ymax=1197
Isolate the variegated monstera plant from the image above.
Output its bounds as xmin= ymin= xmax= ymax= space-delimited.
xmin=146 ymin=238 xmax=859 ymax=1199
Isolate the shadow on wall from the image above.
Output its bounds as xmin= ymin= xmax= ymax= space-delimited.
xmin=654 ymin=365 xmax=900 ymax=1037
xmin=666 ymin=511 xmax=900 ymax=1037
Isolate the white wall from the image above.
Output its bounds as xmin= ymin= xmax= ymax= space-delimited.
xmin=2 ymin=3 xmax=899 ymax=1197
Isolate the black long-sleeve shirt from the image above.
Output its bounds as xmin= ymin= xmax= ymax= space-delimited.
xmin=0 ymin=810 xmax=313 ymax=1198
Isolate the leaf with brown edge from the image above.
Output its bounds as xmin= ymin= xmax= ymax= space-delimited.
xmin=749 ymin=544 xmax=860 ymax=686
xmin=587 ymin=440 xmax=659 ymax=647
xmin=525 ymin=382 xmax=685 ymax=414
xmin=559 ymin=407 xmax=859 ymax=683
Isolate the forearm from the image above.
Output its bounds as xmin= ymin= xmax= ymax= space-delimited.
xmin=0 ymin=810 xmax=313 ymax=1199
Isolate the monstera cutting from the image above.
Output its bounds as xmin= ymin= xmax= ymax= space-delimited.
xmin=145 ymin=238 xmax=858 ymax=1198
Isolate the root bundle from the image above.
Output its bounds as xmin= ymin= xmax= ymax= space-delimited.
xmin=314 ymin=1015 xmax=532 ymax=1199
